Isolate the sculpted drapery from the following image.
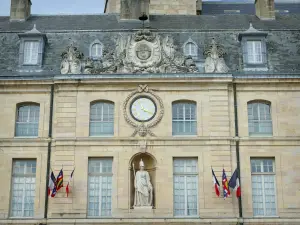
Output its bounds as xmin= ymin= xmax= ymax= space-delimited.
xmin=134 ymin=159 xmax=153 ymax=207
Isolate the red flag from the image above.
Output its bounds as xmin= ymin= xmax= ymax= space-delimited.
xmin=229 ymin=168 xmax=241 ymax=198
xmin=212 ymin=168 xmax=220 ymax=197
xmin=66 ymin=169 xmax=75 ymax=197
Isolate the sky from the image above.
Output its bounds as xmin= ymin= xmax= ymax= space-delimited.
xmin=0 ymin=0 xmax=299 ymax=16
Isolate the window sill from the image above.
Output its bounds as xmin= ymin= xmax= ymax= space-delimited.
xmin=244 ymin=67 xmax=268 ymax=72
xmin=249 ymin=134 xmax=273 ymax=138
xmin=9 ymin=217 xmax=34 ymax=219
xmin=14 ymin=136 xmax=38 ymax=139
xmin=252 ymin=216 xmax=279 ymax=218
xmin=89 ymin=135 xmax=114 ymax=138
xmin=172 ymin=135 xmax=198 ymax=138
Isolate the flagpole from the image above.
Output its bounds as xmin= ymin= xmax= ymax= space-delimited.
xmin=233 ymin=82 xmax=243 ymax=223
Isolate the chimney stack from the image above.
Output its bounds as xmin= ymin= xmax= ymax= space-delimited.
xmin=120 ymin=0 xmax=149 ymax=20
xmin=196 ymin=0 xmax=202 ymax=15
xmin=10 ymin=0 xmax=32 ymax=21
xmin=255 ymin=0 xmax=275 ymax=20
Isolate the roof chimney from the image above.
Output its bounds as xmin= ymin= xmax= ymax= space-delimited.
xmin=255 ymin=0 xmax=275 ymax=20
xmin=10 ymin=0 xmax=32 ymax=21
xmin=196 ymin=0 xmax=202 ymax=15
xmin=120 ymin=0 xmax=149 ymax=20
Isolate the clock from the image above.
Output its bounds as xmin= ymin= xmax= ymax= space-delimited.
xmin=130 ymin=96 xmax=157 ymax=122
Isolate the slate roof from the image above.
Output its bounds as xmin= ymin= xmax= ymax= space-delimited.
xmin=1 ymin=14 xmax=300 ymax=32
xmin=202 ymin=3 xmax=300 ymax=15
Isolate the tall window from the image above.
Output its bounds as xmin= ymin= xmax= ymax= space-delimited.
xmin=247 ymin=41 xmax=263 ymax=64
xmin=173 ymin=158 xmax=198 ymax=216
xmin=251 ymin=158 xmax=277 ymax=216
xmin=10 ymin=160 xmax=36 ymax=217
xmin=23 ymin=41 xmax=39 ymax=65
xmin=15 ymin=104 xmax=40 ymax=137
xmin=184 ymin=42 xmax=197 ymax=57
xmin=247 ymin=101 xmax=272 ymax=136
xmin=91 ymin=43 xmax=103 ymax=59
xmin=172 ymin=101 xmax=197 ymax=135
xmin=90 ymin=101 xmax=114 ymax=136
xmin=88 ymin=158 xmax=113 ymax=217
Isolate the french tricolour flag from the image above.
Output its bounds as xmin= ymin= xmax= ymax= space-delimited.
xmin=48 ymin=171 xmax=56 ymax=197
xmin=228 ymin=168 xmax=241 ymax=198
xmin=212 ymin=168 xmax=220 ymax=197
xmin=66 ymin=168 xmax=75 ymax=197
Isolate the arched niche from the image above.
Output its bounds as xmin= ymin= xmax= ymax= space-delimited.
xmin=129 ymin=152 xmax=157 ymax=208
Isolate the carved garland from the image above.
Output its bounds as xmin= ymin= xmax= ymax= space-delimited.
xmin=123 ymin=84 xmax=164 ymax=137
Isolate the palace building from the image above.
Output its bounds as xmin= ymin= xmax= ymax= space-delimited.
xmin=0 ymin=0 xmax=300 ymax=224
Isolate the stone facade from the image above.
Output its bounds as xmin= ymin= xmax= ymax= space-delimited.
xmin=1 ymin=1 xmax=300 ymax=225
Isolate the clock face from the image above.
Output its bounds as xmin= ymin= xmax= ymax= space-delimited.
xmin=130 ymin=97 xmax=157 ymax=122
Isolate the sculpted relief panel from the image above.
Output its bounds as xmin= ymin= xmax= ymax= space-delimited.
xmin=60 ymin=29 xmax=199 ymax=75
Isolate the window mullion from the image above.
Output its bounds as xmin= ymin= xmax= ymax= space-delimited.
xmin=22 ymin=165 xmax=26 ymax=217
xmin=99 ymin=175 xmax=102 ymax=216
xmin=184 ymin=175 xmax=187 ymax=216
xmin=262 ymin=174 xmax=266 ymax=216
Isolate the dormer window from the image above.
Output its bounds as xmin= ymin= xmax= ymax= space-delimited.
xmin=183 ymin=38 xmax=199 ymax=60
xmin=90 ymin=40 xmax=103 ymax=60
xmin=238 ymin=23 xmax=268 ymax=71
xmin=184 ymin=42 xmax=197 ymax=57
xmin=18 ymin=24 xmax=46 ymax=70
xmin=23 ymin=41 xmax=39 ymax=65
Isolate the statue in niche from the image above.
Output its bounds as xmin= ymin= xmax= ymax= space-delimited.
xmin=60 ymin=44 xmax=84 ymax=74
xmin=133 ymin=159 xmax=153 ymax=207
xmin=204 ymin=38 xmax=229 ymax=73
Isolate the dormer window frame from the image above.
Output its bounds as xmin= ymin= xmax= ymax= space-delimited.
xmin=89 ymin=40 xmax=103 ymax=60
xmin=18 ymin=27 xmax=46 ymax=70
xmin=238 ymin=24 xmax=268 ymax=71
xmin=241 ymin=36 xmax=267 ymax=70
xmin=182 ymin=38 xmax=199 ymax=60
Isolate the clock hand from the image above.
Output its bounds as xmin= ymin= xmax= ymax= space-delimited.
xmin=143 ymin=108 xmax=154 ymax=114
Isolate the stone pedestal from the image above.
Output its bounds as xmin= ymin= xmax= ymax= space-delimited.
xmin=131 ymin=206 xmax=153 ymax=217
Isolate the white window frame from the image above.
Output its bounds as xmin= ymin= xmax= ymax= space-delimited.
xmin=15 ymin=104 xmax=40 ymax=137
xmin=172 ymin=102 xmax=197 ymax=136
xmin=10 ymin=159 xmax=36 ymax=218
xmin=90 ymin=40 xmax=103 ymax=60
xmin=88 ymin=158 xmax=113 ymax=217
xmin=23 ymin=41 xmax=39 ymax=65
xmin=89 ymin=101 xmax=114 ymax=137
xmin=173 ymin=158 xmax=198 ymax=217
xmin=184 ymin=42 xmax=198 ymax=57
xmin=247 ymin=41 xmax=263 ymax=64
xmin=247 ymin=101 xmax=272 ymax=136
xmin=251 ymin=158 xmax=277 ymax=217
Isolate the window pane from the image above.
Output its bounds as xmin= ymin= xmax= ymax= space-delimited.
xmin=11 ymin=160 xmax=36 ymax=217
xmin=88 ymin=158 xmax=112 ymax=217
xmin=90 ymin=102 xmax=114 ymax=136
xmin=15 ymin=105 xmax=40 ymax=137
xmin=173 ymin=158 xmax=198 ymax=216
xmin=248 ymin=102 xmax=272 ymax=136
xmin=91 ymin=43 xmax=102 ymax=58
xmin=247 ymin=41 xmax=262 ymax=64
xmin=251 ymin=159 xmax=276 ymax=217
xmin=172 ymin=102 xmax=197 ymax=135
xmin=24 ymin=41 xmax=39 ymax=65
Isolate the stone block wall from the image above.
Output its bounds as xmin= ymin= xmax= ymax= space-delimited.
xmin=0 ymin=79 xmax=300 ymax=224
